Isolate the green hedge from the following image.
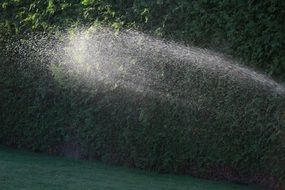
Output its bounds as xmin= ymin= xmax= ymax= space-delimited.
xmin=0 ymin=29 xmax=284 ymax=189
xmin=1 ymin=0 xmax=285 ymax=189
xmin=0 ymin=0 xmax=285 ymax=80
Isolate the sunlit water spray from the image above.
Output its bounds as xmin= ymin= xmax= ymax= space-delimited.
xmin=8 ymin=27 xmax=285 ymax=105
xmin=2 ymin=27 xmax=285 ymax=189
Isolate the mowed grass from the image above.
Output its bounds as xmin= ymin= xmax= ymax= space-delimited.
xmin=0 ymin=146 xmax=259 ymax=190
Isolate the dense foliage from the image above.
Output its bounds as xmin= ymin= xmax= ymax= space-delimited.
xmin=1 ymin=29 xmax=285 ymax=189
xmin=0 ymin=1 xmax=285 ymax=190
xmin=1 ymin=0 xmax=285 ymax=79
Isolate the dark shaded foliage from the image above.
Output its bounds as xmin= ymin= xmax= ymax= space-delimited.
xmin=0 ymin=1 xmax=285 ymax=189
xmin=0 ymin=31 xmax=284 ymax=189
xmin=0 ymin=0 xmax=285 ymax=79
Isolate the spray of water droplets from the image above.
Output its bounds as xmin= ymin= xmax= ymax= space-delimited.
xmin=6 ymin=27 xmax=285 ymax=103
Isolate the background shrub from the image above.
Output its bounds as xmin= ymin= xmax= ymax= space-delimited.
xmin=0 ymin=29 xmax=284 ymax=189
xmin=1 ymin=0 xmax=285 ymax=189
xmin=0 ymin=0 xmax=285 ymax=80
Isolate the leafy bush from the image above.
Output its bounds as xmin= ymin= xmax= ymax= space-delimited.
xmin=0 ymin=29 xmax=284 ymax=189
xmin=0 ymin=0 xmax=284 ymax=79
xmin=1 ymin=0 xmax=284 ymax=189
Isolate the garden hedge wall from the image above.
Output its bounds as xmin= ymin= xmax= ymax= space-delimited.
xmin=1 ymin=29 xmax=285 ymax=189
xmin=0 ymin=0 xmax=285 ymax=80
xmin=0 ymin=1 xmax=285 ymax=189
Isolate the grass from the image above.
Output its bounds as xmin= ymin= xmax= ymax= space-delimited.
xmin=0 ymin=146 xmax=259 ymax=190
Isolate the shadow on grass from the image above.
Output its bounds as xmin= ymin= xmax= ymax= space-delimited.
xmin=0 ymin=146 xmax=260 ymax=190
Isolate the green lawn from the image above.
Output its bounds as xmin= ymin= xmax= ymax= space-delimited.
xmin=0 ymin=146 xmax=259 ymax=190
